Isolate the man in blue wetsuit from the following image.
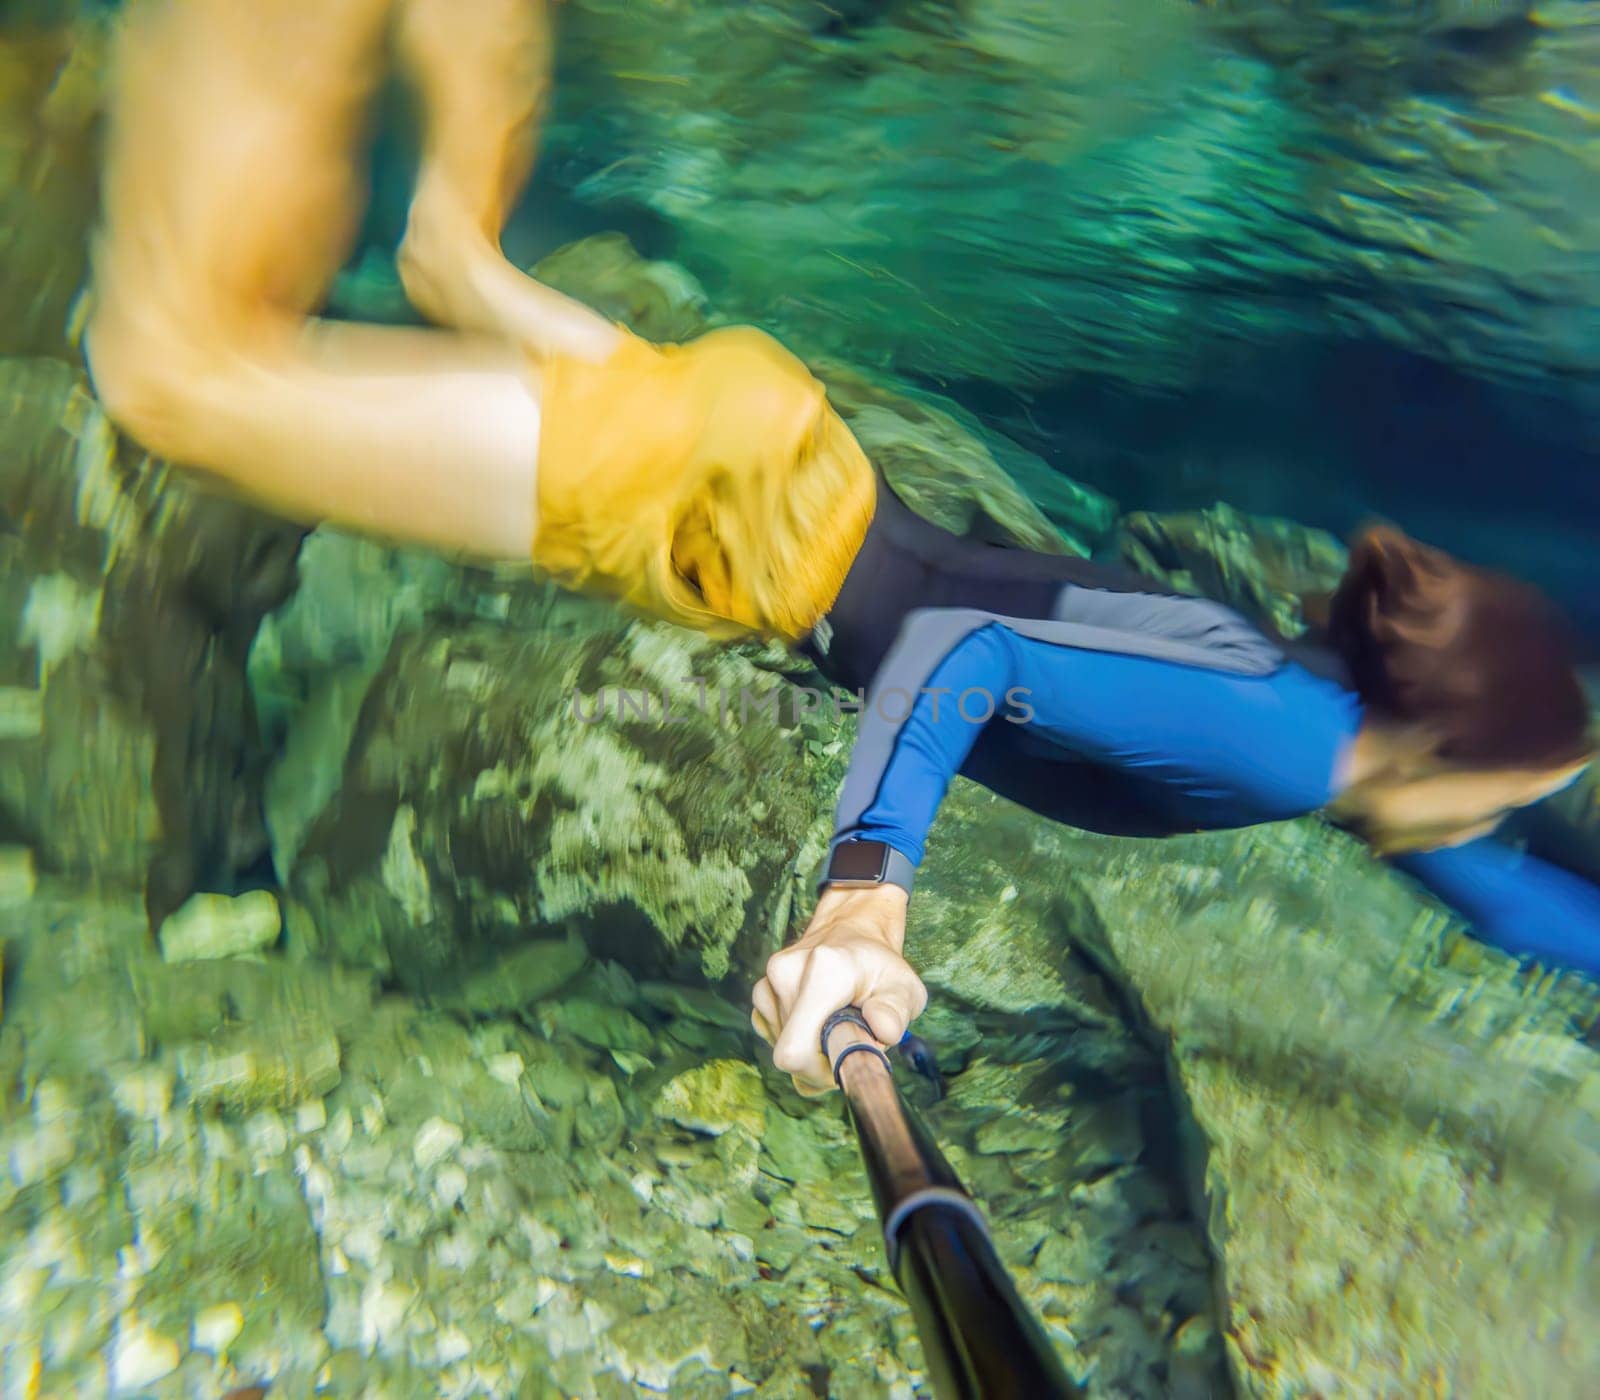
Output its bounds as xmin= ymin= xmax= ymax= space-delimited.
xmin=752 ymin=476 xmax=1600 ymax=1094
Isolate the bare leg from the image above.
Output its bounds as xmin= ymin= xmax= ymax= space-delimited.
xmin=87 ymin=0 xmax=545 ymax=560
xmin=393 ymin=0 xmax=620 ymax=361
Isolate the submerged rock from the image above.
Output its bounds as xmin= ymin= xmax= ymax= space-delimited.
xmin=109 ymin=1317 xmax=181 ymax=1394
xmin=604 ymin=1294 xmax=751 ymax=1392
xmin=1117 ymin=501 xmax=1350 ymax=640
xmin=815 ymin=360 xmax=1114 ymax=557
xmin=190 ymin=1301 xmax=244 ymax=1356
xmin=175 ymin=1026 xmax=342 ymax=1114
xmin=0 ymin=846 xmax=36 ymax=904
xmin=541 ymin=999 xmax=654 ymax=1055
xmin=533 ymin=232 xmax=713 ymax=345
xmin=1053 ymin=820 xmax=1600 ymax=1394
xmin=410 ymin=1116 xmax=463 ymax=1171
xmin=0 ymin=358 xmax=302 ymax=919
xmin=654 ymin=1060 xmax=766 ymax=1139
xmin=279 ymin=609 xmax=838 ymax=987
xmin=439 ymin=935 xmax=590 ymax=1017
xmin=159 ymin=890 xmax=282 ymax=963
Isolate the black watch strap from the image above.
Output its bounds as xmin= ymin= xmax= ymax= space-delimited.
xmin=820 ymin=838 xmax=916 ymax=897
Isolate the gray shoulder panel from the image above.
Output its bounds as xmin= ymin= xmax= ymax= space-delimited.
xmin=1049 ymin=583 xmax=1284 ymax=675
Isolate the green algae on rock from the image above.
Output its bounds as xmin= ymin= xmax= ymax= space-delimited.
xmin=654 ymin=1060 xmax=766 ymax=1139
xmin=1117 ymin=501 xmax=1351 ymax=640
xmin=438 ymin=934 xmax=590 ymax=1017
xmin=1047 ymin=819 xmax=1600 ymax=1394
xmin=533 ymin=232 xmax=713 ymax=345
xmin=280 ymin=612 xmax=837 ymax=987
xmin=158 ymin=889 xmax=283 ymax=963
xmin=0 ymin=17 xmax=106 ymax=361
xmin=0 ymin=357 xmax=302 ymax=919
xmin=813 ymin=359 xmax=1114 ymax=558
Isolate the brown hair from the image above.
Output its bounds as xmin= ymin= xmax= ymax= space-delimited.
xmin=1325 ymin=525 xmax=1594 ymax=770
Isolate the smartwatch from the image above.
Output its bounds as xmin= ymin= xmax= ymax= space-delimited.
xmin=821 ymin=838 xmax=915 ymax=897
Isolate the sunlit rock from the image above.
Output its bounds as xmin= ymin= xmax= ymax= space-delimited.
xmin=604 ymin=1293 xmax=751 ymax=1390
xmin=540 ymin=999 xmax=654 ymax=1055
xmin=190 ymin=1302 xmax=243 ymax=1356
xmin=411 ymin=1117 xmax=463 ymax=1171
xmin=158 ymin=890 xmax=282 ymax=963
xmin=175 ymin=1028 xmax=342 ymax=1115
xmin=654 ymin=1060 xmax=766 ymax=1139
xmin=109 ymin=1317 xmax=180 ymax=1394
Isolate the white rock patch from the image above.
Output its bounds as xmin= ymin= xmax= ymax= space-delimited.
xmin=158 ymin=890 xmax=282 ymax=963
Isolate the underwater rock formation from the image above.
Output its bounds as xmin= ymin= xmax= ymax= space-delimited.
xmin=283 ymin=603 xmax=841 ymax=988
xmin=816 ymin=361 xmax=1115 ymax=557
xmin=0 ymin=872 xmax=1224 ymax=1397
xmin=158 ymin=889 xmax=283 ymax=963
xmin=924 ymin=784 xmax=1600 ymax=1394
xmin=1121 ymin=822 xmax=1600 ymax=1395
xmin=0 ymin=15 xmax=104 ymax=359
xmin=0 ymin=358 xmax=303 ymax=920
xmin=1116 ymin=502 xmax=1349 ymax=640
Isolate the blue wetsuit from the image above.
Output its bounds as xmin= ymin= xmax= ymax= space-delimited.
xmin=804 ymin=478 xmax=1600 ymax=978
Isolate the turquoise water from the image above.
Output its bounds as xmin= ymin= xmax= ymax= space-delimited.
xmin=1 ymin=2 xmax=1598 ymax=1396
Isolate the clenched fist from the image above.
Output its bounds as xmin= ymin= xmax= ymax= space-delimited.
xmin=751 ymin=884 xmax=926 ymax=1095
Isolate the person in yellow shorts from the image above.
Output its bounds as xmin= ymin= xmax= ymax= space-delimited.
xmin=86 ymin=0 xmax=875 ymax=644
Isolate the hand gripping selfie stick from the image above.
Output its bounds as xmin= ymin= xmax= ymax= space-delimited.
xmin=820 ymin=1007 xmax=1083 ymax=1400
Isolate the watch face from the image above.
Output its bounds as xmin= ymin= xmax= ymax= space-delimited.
xmin=830 ymin=841 xmax=889 ymax=883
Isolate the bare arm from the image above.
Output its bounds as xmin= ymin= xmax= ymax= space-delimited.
xmin=86 ymin=0 xmax=547 ymax=561
xmin=394 ymin=0 xmax=622 ymax=362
